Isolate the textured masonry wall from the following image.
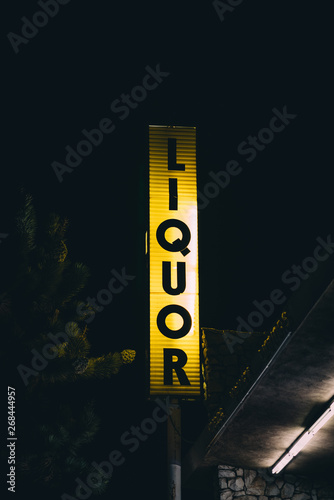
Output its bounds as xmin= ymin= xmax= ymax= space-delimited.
xmin=218 ymin=465 xmax=334 ymax=500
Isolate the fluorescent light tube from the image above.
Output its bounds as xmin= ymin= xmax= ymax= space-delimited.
xmin=272 ymin=400 xmax=334 ymax=474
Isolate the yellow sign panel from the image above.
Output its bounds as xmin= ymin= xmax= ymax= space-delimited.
xmin=149 ymin=125 xmax=200 ymax=396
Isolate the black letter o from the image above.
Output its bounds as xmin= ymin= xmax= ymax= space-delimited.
xmin=157 ymin=305 xmax=192 ymax=339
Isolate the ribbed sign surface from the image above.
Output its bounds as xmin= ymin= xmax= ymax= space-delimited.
xmin=149 ymin=125 xmax=200 ymax=396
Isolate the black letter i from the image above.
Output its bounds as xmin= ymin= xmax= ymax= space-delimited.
xmin=169 ymin=178 xmax=178 ymax=210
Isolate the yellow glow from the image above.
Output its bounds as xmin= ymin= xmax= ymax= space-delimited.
xmin=149 ymin=125 xmax=200 ymax=396
xmin=165 ymin=313 xmax=184 ymax=330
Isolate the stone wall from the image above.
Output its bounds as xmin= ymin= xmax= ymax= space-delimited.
xmin=218 ymin=465 xmax=334 ymax=500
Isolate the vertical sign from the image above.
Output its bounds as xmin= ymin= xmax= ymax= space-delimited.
xmin=149 ymin=125 xmax=200 ymax=396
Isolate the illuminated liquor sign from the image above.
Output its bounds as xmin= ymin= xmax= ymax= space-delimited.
xmin=149 ymin=125 xmax=200 ymax=397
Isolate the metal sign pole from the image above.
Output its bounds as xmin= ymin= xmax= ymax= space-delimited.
xmin=167 ymin=398 xmax=181 ymax=500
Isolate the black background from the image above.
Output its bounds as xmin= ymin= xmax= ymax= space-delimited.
xmin=1 ymin=1 xmax=333 ymax=498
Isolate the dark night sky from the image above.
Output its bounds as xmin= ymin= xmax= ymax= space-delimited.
xmin=1 ymin=1 xmax=333 ymax=498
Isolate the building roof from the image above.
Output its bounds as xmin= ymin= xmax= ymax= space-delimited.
xmin=183 ymin=276 xmax=334 ymax=487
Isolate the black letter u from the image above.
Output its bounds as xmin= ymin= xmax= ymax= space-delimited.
xmin=162 ymin=262 xmax=186 ymax=295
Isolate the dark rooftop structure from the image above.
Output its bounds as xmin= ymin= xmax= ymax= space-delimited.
xmin=183 ymin=260 xmax=334 ymax=492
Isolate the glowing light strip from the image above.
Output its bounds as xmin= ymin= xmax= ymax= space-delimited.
xmin=272 ymin=400 xmax=334 ymax=474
